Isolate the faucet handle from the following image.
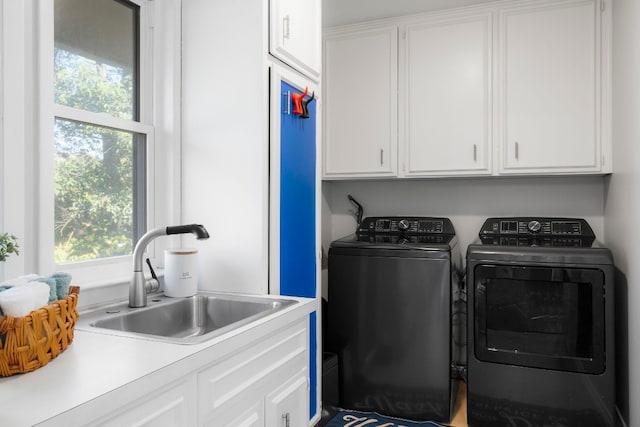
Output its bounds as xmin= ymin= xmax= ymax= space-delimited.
xmin=145 ymin=258 xmax=158 ymax=281
xmin=143 ymin=258 xmax=161 ymax=296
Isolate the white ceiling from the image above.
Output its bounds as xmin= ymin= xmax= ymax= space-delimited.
xmin=323 ymin=0 xmax=499 ymax=27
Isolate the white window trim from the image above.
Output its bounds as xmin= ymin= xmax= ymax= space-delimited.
xmin=54 ymin=105 xmax=155 ymax=136
xmin=1 ymin=0 xmax=35 ymax=280
xmin=0 ymin=0 xmax=182 ymax=288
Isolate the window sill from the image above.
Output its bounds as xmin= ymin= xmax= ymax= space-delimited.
xmin=74 ymin=276 xmax=129 ymax=310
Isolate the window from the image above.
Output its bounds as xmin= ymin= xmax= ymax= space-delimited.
xmin=53 ymin=0 xmax=150 ymax=264
xmin=0 ymin=0 xmax=181 ymax=288
xmin=1 ymin=0 xmax=178 ymax=285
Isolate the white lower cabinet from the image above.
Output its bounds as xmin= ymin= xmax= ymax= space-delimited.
xmin=207 ymin=399 xmax=265 ymax=427
xmin=42 ymin=317 xmax=310 ymax=427
xmin=86 ymin=377 xmax=197 ymax=427
xmin=198 ymin=319 xmax=309 ymax=426
xmin=266 ymin=374 xmax=309 ymax=427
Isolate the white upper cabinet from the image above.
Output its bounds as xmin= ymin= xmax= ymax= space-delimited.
xmin=401 ymin=13 xmax=492 ymax=176
xmin=498 ymin=0 xmax=610 ymax=174
xmin=323 ymin=25 xmax=398 ymax=178
xmin=322 ymin=0 xmax=611 ymax=179
xmin=270 ymin=0 xmax=322 ymax=80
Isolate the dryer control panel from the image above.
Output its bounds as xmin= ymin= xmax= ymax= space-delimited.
xmin=480 ymin=217 xmax=593 ymax=236
xmin=479 ymin=217 xmax=595 ymax=247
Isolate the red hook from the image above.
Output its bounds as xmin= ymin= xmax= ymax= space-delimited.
xmin=291 ymin=87 xmax=309 ymax=116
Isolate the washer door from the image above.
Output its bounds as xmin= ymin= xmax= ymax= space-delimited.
xmin=473 ymin=264 xmax=605 ymax=374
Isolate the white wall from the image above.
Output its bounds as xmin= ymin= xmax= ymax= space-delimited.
xmin=604 ymin=0 xmax=640 ymax=424
xmin=324 ymin=176 xmax=605 ymax=254
xmin=181 ymin=0 xmax=270 ymax=294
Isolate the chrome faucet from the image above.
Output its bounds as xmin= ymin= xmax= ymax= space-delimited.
xmin=130 ymin=224 xmax=210 ymax=307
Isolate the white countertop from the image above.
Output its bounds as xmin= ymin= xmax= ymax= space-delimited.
xmin=0 ymin=294 xmax=316 ymax=427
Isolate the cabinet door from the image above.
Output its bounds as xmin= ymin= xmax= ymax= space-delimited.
xmin=499 ymin=0 xmax=605 ymax=173
xmin=265 ymin=374 xmax=309 ymax=427
xmin=323 ymin=26 xmax=398 ymax=178
xmin=198 ymin=320 xmax=308 ymax=425
xmin=203 ymin=399 xmax=265 ymax=427
xmin=402 ymin=14 xmax=492 ymax=176
xmin=227 ymin=402 xmax=265 ymax=427
xmin=88 ymin=378 xmax=196 ymax=427
xmin=270 ymin=0 xmax=321 ymax=79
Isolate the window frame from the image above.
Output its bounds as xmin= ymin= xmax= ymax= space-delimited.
xmin=35 ymin=0 xmax=168 ymax=286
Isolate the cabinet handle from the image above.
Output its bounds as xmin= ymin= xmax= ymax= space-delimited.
xmin=282 ymin=412 xmax=290 ymax=427
xmin=473 ymin=144 xmax=477 ymax=162
xmin=284 ymin=91 xmax=291 ymax=115
xmin=283 ymin=15 xmax=291 ymax=40
xmin=515 ymin=141 xmax=519 ymax=160
xmin=380 ymin=149 xmax=384 ymax=166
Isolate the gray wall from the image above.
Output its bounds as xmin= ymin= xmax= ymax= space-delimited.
xmin=325 ymin=177 xmax=605 ymax=251
xmin=604 ymin=0 xmax=640 ymax=424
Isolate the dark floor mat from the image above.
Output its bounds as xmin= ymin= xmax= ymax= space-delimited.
xmin=324 ymin=409 xmax=450 ymax=427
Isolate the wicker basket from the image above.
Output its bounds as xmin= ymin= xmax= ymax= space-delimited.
xmin=0 ymin=286 xmax=79 ymax=376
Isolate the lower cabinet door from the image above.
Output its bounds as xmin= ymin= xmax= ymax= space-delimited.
xmin=265 ymin=373 xmax=309 ymax=427
xmin=89 ymin=378 xmax=196 ymax=427
xmin=205 ymin=399 xmax=265 ymax=427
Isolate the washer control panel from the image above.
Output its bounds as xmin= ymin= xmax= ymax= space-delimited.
xmin=358 ymin=217 xmax=455 ymax=235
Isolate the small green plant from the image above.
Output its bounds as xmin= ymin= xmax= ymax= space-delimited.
xmin=0 ymin=233 xmax=19 ymax=262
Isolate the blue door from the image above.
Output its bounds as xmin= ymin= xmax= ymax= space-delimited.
xmin=279 ymin=80 xmax=317 ymax=420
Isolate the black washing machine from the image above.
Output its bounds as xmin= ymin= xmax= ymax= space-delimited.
xmin=466 ymin=217 xmax=615 ymax=427
xmin=327 ymin=217 xmax=465 ymax=422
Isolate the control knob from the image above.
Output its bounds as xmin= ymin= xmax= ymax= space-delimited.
xmin=528 ymin=220 xmax=542 ymax=233
xmin=398 ymin=219 xmax=410 ymax=231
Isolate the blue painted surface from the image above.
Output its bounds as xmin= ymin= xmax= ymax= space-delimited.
xmin=279 ymin=80 xmax=317 ymax=419
xmin=279 ymin=81 xmax=316 ymax=299
xmin=309 ymin=311 xmax=317 ymax=419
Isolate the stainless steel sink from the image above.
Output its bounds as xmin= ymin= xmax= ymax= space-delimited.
xmin=77 ymin=292 xmax=297 ymax=344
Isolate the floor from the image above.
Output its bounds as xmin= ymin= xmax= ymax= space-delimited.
xmin=450 ymin=381 xmax=468 ymax=427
